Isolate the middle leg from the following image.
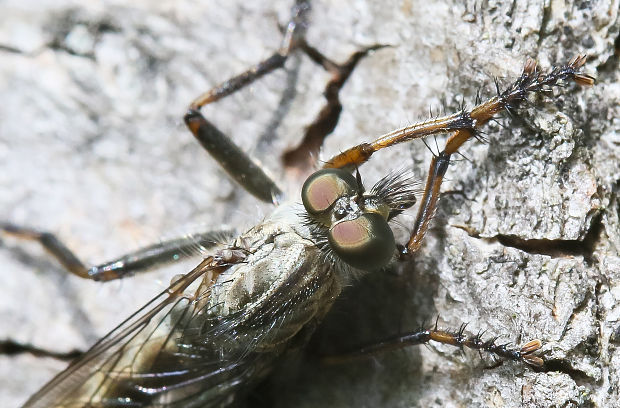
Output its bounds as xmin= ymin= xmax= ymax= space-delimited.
xmin=1 ymin=223 xmax=232 ymax=281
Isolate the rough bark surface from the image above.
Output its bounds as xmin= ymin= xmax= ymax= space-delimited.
xmin=1 ymin=0 xmax=618 ymax=407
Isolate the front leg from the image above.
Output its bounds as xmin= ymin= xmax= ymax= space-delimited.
xmin=322 ymin=56 xmax=594 ymax=255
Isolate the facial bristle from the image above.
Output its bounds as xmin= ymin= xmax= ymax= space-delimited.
xmin=370 ymin=169 xmax=419 ymax=219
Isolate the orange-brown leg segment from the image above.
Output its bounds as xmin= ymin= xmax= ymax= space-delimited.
xmin=323 ymin=55 xmax=594 ymax=255
xmin=322 ymin=322 xmax=544 ymax=368
xmin=406 ymin=150 xmax=452 ymax=253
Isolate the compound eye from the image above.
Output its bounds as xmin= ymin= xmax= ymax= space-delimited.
xmin=302 ymin=169 xmax=357 ymax=215
xmin=328 ymin=213 xmax=395 ymax=271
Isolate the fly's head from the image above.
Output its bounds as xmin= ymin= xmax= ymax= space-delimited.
xmin=301 ymin=168 xmax=418 ymax=271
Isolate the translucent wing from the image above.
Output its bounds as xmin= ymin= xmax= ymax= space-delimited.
xmin=23 ymin=257 xmax=251 ymax=408
xmin=24 ymin=246 xmax=335 ymax=408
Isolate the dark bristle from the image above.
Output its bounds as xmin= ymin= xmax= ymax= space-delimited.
xmin=454 ymin=151 xmax=474 ymax=164
xmin=496 ymin=55 xmax=593 ymax=112
xmin=370 ymin=169 xmax=419 ymax=219
xmin=471 ymin=130 xmax=489 ymax=145
xmin=493 ymin=76 xmax=502 ymax=96
xmin=489 ymin=117 xmax=507 ymax=129
xmin=422 ymin=138 xmax=438 ymax=157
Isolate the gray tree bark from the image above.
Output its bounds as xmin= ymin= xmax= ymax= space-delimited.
xmin=1 ymin=0 xmax=618 ymax=407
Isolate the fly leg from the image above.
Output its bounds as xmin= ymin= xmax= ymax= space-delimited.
xmin=1 ymin=222 xmax=232 ymax=281
xmin=282 ymin=41 xmax=387 ymax=175
xmin=1 ymin=3 xmax=315 ymax=278
xmin=185 ymin=0 xmax=382 ymax=198
xmin=321 ymin=55 xmax=594 ymax=254
xmin=322 ymin=322 xmax=544 ymax=368
xmin=184 ymin=1 xmax=312 ymax=203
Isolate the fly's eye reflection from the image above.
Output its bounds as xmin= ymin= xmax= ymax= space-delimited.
xmin=301 ymin=168 xmax=358 ymax=215
xmin=328 ymin=213 xmax=395 ymax=271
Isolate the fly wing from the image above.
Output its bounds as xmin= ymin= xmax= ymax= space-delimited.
xmin=24 ymin=240 xmax=337 ymax=408
xmin=22 ymin=257 xmax=256 ymax=408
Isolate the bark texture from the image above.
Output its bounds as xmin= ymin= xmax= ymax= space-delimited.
xmin=1 ymin=0 xmax=618 ymax=407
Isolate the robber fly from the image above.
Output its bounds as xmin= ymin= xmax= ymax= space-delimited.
xmin=2 ymin=1 xmax=594 ymax=407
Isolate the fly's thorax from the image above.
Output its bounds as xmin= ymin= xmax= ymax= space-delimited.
xmin=207 ymin=215 xmax=334 ymax=318
xmin=201 ymin=215 xmax=343 ymax=353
